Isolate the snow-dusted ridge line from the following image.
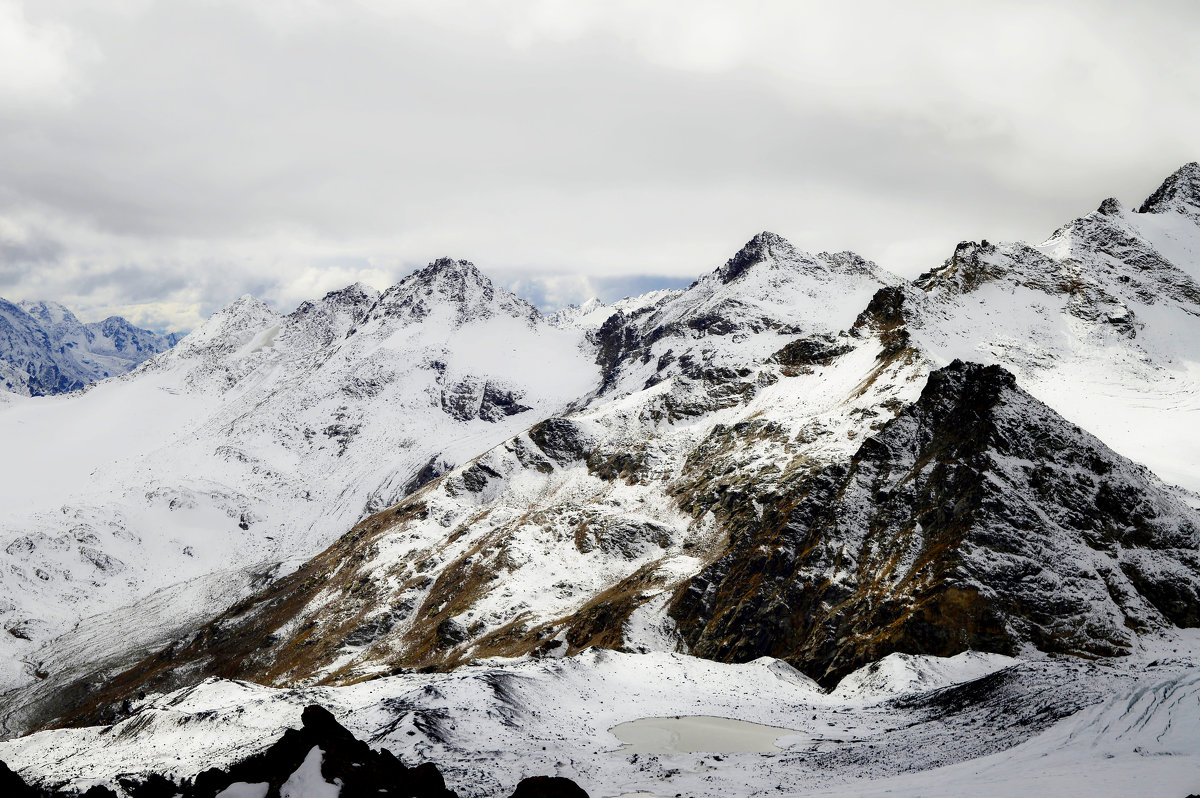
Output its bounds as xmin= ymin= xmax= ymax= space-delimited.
xmin=0 ymin=162 xmax=1197 ymax=798
xmin=15 ymin=176 xmax=1200 ymax=735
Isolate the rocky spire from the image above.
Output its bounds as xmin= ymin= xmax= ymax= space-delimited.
xmin=713 ymin=231 xmax=801 ymax=284
xmin=375 ymin=258 xmax=537 ymax=325
xmin=1137 ymin=161 xmax=1200 ymax=216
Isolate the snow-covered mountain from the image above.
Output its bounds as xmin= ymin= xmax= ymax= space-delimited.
xmin=901 ymin=165 xmax=1200 ymax=491
xmin=0 ymin=299 xmax=180 ymax=396
xmin=0 ymin=259 xmax=599 ymax=696
xmin=0 ymin=164 xmax=1198 ymax=797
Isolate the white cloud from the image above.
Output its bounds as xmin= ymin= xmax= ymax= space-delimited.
xmin=0 ymin=1 xmax=89 ymax=109
xmin=0 ymin=1 xmax=1196 ymax=330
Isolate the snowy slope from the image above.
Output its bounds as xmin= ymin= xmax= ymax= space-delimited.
xmin=0 ymin=641 xmax=1193 ymax=798
xmin=0 ymin=260 xmax=599 ymax=693
xmin=15 ymin=234 xmax=919 ymax=709
xmin=903 ymin=166 xmax=1200 ymax=493
xmin=13 ymin=184 xmax=1200 ymax=727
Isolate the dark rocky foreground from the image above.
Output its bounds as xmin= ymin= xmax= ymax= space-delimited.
xmin=0 ymin=704 xmax=587 ymax=798
xmin=670 ymin=359 xmax=1200 ymax=686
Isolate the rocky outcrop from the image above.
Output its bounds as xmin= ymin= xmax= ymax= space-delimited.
xmin=1137 ymin=161 xmax=1200 ymax=217
xmin=0 ymin=704 xmax=587 ymax=797
xmin=670 ymin=360 xmax=1200 ymax=686
xmin=441 ymin=378 xmax=533 ymax=422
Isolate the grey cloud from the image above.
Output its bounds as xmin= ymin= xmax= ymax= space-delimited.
xmin=0 ymin=232 xmax=66 ymax=273
xmin=0 ymin=0 xmax=1196 ymax=329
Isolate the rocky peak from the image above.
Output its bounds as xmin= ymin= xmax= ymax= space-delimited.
xmin=166 ymin=294 xmax=279 ymax=361
xmin=322 ymin=281 xmax=379 ymax=309
xmin=917 ymin=358 xmax=1016 ymax=416
xmin=1137 ymin=161 xmax=1200 ymax=217
xmin=577 ymin=296 xmax=603 ymax=314
xmin=285 ymin=283 xmax=381 ymax=347
xmin=913 ymin=240 xmax=1012 ymax=294
xmin=671 ymin=358 xmax=1200 ymax=686
xmin=375 ymin=258 xmax=537 ymax=325
xmin=1038 ymin=189 xmax=1200 ymax=310
xmin=713 ymin=231 xmax=801 ymax=284
xmin=223 ymin=293 xmax=274 ymax=316
xmin=413 ymin=257 xmax=491 ymax=288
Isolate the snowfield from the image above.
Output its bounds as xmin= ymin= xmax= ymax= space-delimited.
xmin=0 ymin=639 xmax=1195 ymax=798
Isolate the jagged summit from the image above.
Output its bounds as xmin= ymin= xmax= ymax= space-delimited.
xmin=224 ymin=293 xmax=273 ymax=314
xmin=322 ymin=281 xmax=378 ymax=305
xmin=1137 ymin=161 xmax=1200 ymax=216
xmin=373 ymin=257 xmax=537 ymax=325
xmin=290 ymin=282 xmax=379 ymax=316
xmin=162 ymin=293 xmax=279 ymax=365
xmin=397 ymin=258 xmax=482 ymax=294
xmin=416 ymin=256 xmax=489 ymax=282
xmin=712 ymin=231 xmax=803 ymax=284
xmin=709 ymin=231 xmax=887 ymax=288
xmin=672 ymin=358 xmax=1200 ymax=686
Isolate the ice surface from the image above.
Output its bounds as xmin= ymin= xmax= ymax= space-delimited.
xmin=609 ymin=715 xmax=804 ymax=754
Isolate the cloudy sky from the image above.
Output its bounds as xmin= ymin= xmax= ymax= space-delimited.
xmin=1 ymin=0 xmax=1198 ymax=331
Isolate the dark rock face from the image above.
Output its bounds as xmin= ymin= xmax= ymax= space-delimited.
xmin=2 ymin=705 xmax=589 ymax=798
xmin=441 ymin=378 xmax=532 ymax=422
xmin=593 ymin=310 xmax=644 ymax=394
xmin=714 ymin=231 xmax=796 ymax=284
xmin=509 ymin=776 xmax=590 ymax=798
xmin=0 ymin=759 xmax=48 ymax=798
xmin=404 ymin=456 xmax=455 ymax=496
xmin=851 ymin=285 xmax=912 ymax=359
xmin=528 ymin=418 xmax=591 ymax=465
xmin=771 ymin=334 xmax=854 ymax=373
xmin=182 ymin=704 xmax=456 ymax=798
xmin=1137 ymin=161 xmax=1200 ymax=216
xmin=670 ymin=360 xmax=1200 ymax=687
xmin=479 ymin=384 xmax=534 ymax=422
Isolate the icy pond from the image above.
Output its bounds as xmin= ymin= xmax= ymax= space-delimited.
xmin=609 ymin=715 xmax=803 ymax=754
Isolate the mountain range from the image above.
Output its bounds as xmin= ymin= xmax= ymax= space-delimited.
xmin=0 ymin=300 xmax=181 ymax=397
xmin=0 ymin=163 xmax=1197 ymax=797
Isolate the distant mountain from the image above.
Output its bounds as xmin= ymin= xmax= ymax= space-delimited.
xmin=0 ymin=299 xmax=180 ymax=396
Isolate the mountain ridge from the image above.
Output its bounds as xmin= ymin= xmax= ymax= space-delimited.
xmin=0 ymin=164 xmax=1197 ymax=789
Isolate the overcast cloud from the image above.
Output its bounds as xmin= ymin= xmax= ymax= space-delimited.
xmin=0 ymin=0 xmax=1198 ymax=331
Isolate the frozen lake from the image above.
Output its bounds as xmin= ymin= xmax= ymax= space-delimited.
xmin=609 ymin=715 xmax=804 ymax=754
